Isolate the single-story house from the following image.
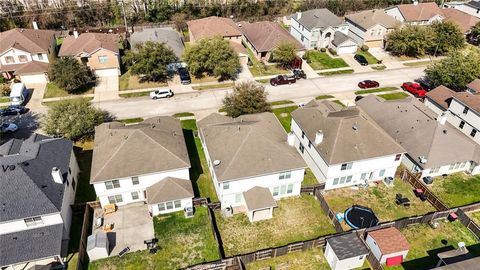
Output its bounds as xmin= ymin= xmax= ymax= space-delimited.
xmin=324 ymin=233 xmax=369 ymax=270
xmin=59 ymin=32 xmax=121 ymax=77
xmin=442 ymin=8 xmax=480 ymax=34
xmin=330 ymin=32 xmax=358 ymax=54
xmin=187 ymin=16 xmax=243 ymax=43
xmin=345 ymin=9 xmax=400 ymax=48
xmin=87 ymin=232 xmax=109 ymax=261
xmin=366 ymin=227 xmax=409 ymax=266
xmin=146 ymin=177 xmax=194 ymax=216
xmin=385 ymin=2 xmax=444 ymax=25
xmin=238 ymin=21 xmax=303 ymax=60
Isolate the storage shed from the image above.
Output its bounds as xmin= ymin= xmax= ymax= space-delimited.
xmin=87 ymin=232 xmax=110 ymax=261
xmin=366 ymin=227 xmax=409 ymax=266
xmin=324 ymin=232 xmax=369 ymax=270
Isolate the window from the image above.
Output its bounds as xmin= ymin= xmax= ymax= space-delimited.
xmin=37 ymin=53 xmax=44 ymax=60
xmin=379 ymin=169 xmax=385 ymax=177
xmin=131 ymin=191 xmax=139 ymax=200
xmin=279 ymin=171 xmax=292 ymax=180
xmin=174 ymin=200 xmax=181 ymax=208
xmin=72 ymin=178 xmax=76 ymax=191
xmin=346 ymin=176 xmax=352 ymax=183
xmin=235 ymin=193 xmax=242 ymax=203
xmin=287 ymin=184 xmax=293 ymax=194
xmin=132 ymin=176 xmax=139 ymax=185
xmin=459 ymin=121 xmax=465 ymax=129
xmin=98 ymin=55 xmax=108 ymax=63
xmin=105 ymin=180 xmax=120 ymax=190
xmin=311 ymin=41 xmax=317 ymax=48
xmin=273 ymin=186 xmax=279 ymax=196
xmin=341 ymin=163 xmax=352 ymax=171
xmin=463 ymin=107 xmax=469 ymax=114
xmin=471 ymin=129 xmax=477 ymax=138
xmin=339 ymin=176 xmax=346 ymax=184
xmin=24 ymin=217 xmax=43 ymax=227
xmin=333 ymin=178 xmax=339 ymax=185
xmin=308 ymin=141 xmax=312 ymax=148
xmin=360 ymin=173 xmax=367 ymax=180
xmin=429 ymin=167 xmax=440 ymax=174
xmin=301 ymin=36 xmax=305 ymax=42
xmin=5 ymin=56 xmax=14 ymax=63
xmin=223 ymin=182 xmax=230 ymax=190
xmin=280 ymin=185 xmax=287 ymax=194
xmin=158 ymin=203 xmax=165 ymax=211
xmin=166 ymin=201 xmax=173 ymax=210
xmin=108 ymin=194 xmax=123 ymax=204
xmin=395 ymin=154 xmax=402 ymax=161
xmin=449 ymin=164 xmax=455 ymax=170
xmin=301 ymin=131 xmax=305 ymax=139
xmin=370 ymin=30 xmax=374 ymax=36
xmin=299 ymin=143 xmax=304 ymax=154
xmin=18 ymin=55 xmax=27 ymax=62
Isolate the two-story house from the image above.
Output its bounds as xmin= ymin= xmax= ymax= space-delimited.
xmin=385 ymin=2 xmax=444 ymax=25
xmin=58 ymin=32 xmax=120 ymax=77
xmin=0 ymin=134 xmax=79 ymax=269
xmin=444 ymin=0 xmax=480 ymax=19
xmin=289 ymin=9 xmax=353 ymax=51
xmin=0 ymin=28 xmax=56 ymax=84
xmin=197 ymin=113 xmax=306 ymax=222
xmin=346 ymin=9 xmax=400 ymax=48
xmin=357 ymin=95 xmax=480 ymax=178
xmin=90 ymin=117 xmax=193 ymax=216
xmin=290 ymin=100 xmax=405 ymax=190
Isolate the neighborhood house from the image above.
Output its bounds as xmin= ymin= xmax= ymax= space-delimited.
xmin=366 ymin=227 xmax=409 ymax=266
xmin=187 ymin=16 xmax=243 ymax=43
xmin=444 ymin=0 xmax=480 ymax=19
xmin=385 ymin=2 xmax=444 ymax=25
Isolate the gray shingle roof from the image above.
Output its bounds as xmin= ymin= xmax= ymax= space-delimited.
xmin=198 ymin=112 xmax=306 ymax=182
xmin=90 ymin=117 xmax=191 ymax=183
xmin=346 ymin=9 xmax=400 ymax=30
xmin=467 ymin=0 xmax=480 ymax=9
xmin=130 ymin=27 xmax=184 ymax=58
xmin=331 ymin=32 xmax=353 ymax=47
xmin=326 ymin=233 xmax=369 ymax=260
xmin=243 ymin=186 xmax=277 ymax=211
xmin=146 ymin=177 xmax=194 ymax=204
xmin=0 ymin=134 xmax=73 ymax=222
xmin=292 ymin=9 xmax=343 ymax=31
xmin=0 ymin=223 xmax=63 ymax=267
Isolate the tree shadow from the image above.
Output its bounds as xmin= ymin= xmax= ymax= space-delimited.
xmin=183 ymin=128 xmax=203 ymax=198
xmin=73 ymin=147 xmax=97 ymax=203
xmin=0 ymin=110 xmax=40 ymax=144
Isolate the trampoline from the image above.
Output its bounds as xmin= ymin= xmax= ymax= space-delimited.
xmin=344 ymin=205 xmax=379 ymax=229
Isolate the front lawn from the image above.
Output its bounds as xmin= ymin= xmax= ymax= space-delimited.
xmin=89 ymin=207 xmax=220 ymax=270
xmin=378 ymin=92 xmax=409 ymax=100
xmin=119 ymin=91 xmax=151 ymax=98
xmin=192 ymin=82 xmax=234 ymax=90
xmin=215 ymin=195 xmax=336 ymax=256
xmin=44 ymin=82 xmax=94 ymax=99
xmin=387 ymin=221 xmax=480 ymax=270
xmin=429 ymin=173 xmax=480 ymax=208
xmin=324 ymin=180 xmax=436 ymax=223
xmin=356 ymin=50 xmax=379 ymax=65
xmin=303 ymin=51 xmax=349 ymax=70
xmin=316 ymin=95 xmax=335 ymax=100
xmin=119 ymin=71 xmax=168 ymax=91
xmin=318 ymin=69 xmax=354 ymax=76
xmin=247 ymin=47 xmax=288 ymax=77
xmin=272 ymin=106 xmax=298 ymax=132
xmin=355 ymin=87 xmax=398 ymax=95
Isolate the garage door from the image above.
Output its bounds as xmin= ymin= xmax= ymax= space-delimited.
xmin=252 ymin=209 xmax=271 ymax=222
xmin=20 ymin=73 xmax=47 ymax=84
xmin=94 ymin=68 xmax=119 ymax=77
xmin=337 ymin=45 xmax=357 ymax=55
xmin=365 ymin=40 xmax=385 ymax=48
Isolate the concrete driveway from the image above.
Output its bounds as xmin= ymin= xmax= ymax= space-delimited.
xmin=24 ymin=82 xmax=46 ymax=109
xmin=338 ymin=54 xmax=372 ymax=73
xmin=369 ymin=48 xmax=404 ymax=69
xmin=93 ymin=76 xmax=119 ymax=102
xmin=238 ymin=63 xmax=253 ymax=81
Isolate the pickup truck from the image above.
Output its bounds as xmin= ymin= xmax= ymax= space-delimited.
xmin=270 ymin=75 xmax=296 ymax=86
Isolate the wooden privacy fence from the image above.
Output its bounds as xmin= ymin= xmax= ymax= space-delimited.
xmin=299 ymin=183 xmax=325 ymax=195
xmin=314 ymin=189 xmax=344 ymax=233
xmin=399 ymin=169 xmax=449 ymax=211
xmin=457 ymin=208 xmax=480 ymax=240
xmin=76 ymin=202 xmax=99 ymax=270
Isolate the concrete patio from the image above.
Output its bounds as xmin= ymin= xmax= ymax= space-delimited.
xmin=93 ymin=202 xmax=155 ymax=256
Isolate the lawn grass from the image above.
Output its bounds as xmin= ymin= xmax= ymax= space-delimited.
xmin=332 ymin=100 xmax=346 ymax=107
xmin=247 ymin=47 xmax=288 ymax=77
xmin=119 ymin=117 xmax=144 ymax=124
xmin=303 ymin=168 xmax=319 ymax=186
xmin=44 ymin=82 xmax=94 ymax=98
xmin=173 ymin=112 xmax=194 ymax=118
xmin=0 ymin=96 xmax=9 ymax=103
xmin=315 ymin=95 xmax=335 ymax=100
xmin=89 ymin=207 xmax=220 ymax=270
xmin=318 ymin=69 xmax=354 ymax=76
xmin=304 ymin=51 xmax=349 ymax=70
xmin=119 ymin=91 xmax=151 ymax=98
xmin=355 ymin=87 xmax=398 ymax=95
xmin=181 ymin=120 xmax=219 ymax=202
xmin=272 ymin=106 xmax=298 ymax=132
xmin=190 ymin=74 xmax=220 ymax=84
xmin=470 ymin=211 xmax=480 ymax=225
xmin=371 ymin=64 xmax=386 ymax=71
xmin=247 ymin=248 xmax=331 ymax=270
xmin=429 ymin=173 xmax=480 ymax=208
xmin=42 ymin=97 xmax=94 ymax=106
xmin=378 ymin=92 xmax=409 ymax=100
xmin=216 ymin=195 xmax=336 ymax=256
xmin=403 ymin=60 xmax=434 ymax=67
xmin=192 ymin=82 xmax=234 ymax=90
xmin=119 ymin=71 xmax=168 ymax=91
xmin=356 ymin=50 xmax=379 ymax=65
xmin=256 ymin=79 xmax=270 ymax=84
xmin=387 ymin=221 xmax=480 ymax=270
xmin=270 ymin=100 xmax=295 ymax=106
xmin=324 ymin=180 xmax=436 ymax=223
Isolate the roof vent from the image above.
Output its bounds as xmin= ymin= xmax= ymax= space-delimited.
xmin=419 ymin=156 xmax=428 ymax=164
xmin=443 ymin=129 xmax=447 ymax=134
xmin=213 ymin=160 xmax=221 ymax=166
xmin=52 ymin=167 xmax=63 ymax=184
xmin=352 ymin=124 xmax=358 ymax=131
xmin=315 ymin=130 xmax=324 ymax=145
xmin=287 ymin=132 xmax=295 ymax=146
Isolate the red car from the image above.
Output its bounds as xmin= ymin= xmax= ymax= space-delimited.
xmin=402 ymin=82 xmax=427 ymax=97
xmin=358 ymin=80 xmax=379 ymax=89
xmin=270 ymin=75 xmax=296 ymax=86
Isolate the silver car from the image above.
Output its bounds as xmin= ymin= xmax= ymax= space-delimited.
xmin=150 ymin=89 xmax=174 ymax=99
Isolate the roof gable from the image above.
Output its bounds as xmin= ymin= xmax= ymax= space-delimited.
xmin=187 ymin=16 xmax=242 ymax=40
xmin=59 ymin=33 xmax=119 ymax=57
xmin=0 ymin=28 xmax=55 ymax=54
xmin=293 ymin=9 xmax=343 ymax=30
xmin=239 ymin=21 xmax=303 ymax=52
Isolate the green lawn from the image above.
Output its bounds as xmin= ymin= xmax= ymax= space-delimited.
xmin=192 ymin=82 xmax=234 ymax=90
xmin=378 ymin=92 xmax=409 ymax=100
xmin=270 ymin=100 xmax=295 ymax=106
xmin=324 ymin=180 xmax=436 ymax=223
xmin=403 ymin=61 xmax=434 ymax=67
xmin=42 ymin=97 xmax=94 ymax=106
xmin=119 ymin=71 xmax=168 ymax=91
xmin=247 ymin=47 xmax=288 ymax=77
xmin=0 ymin=96 xmax=9 ymax=103
xmin=216 ymin=195 xmax=336 ymax=256
xmin=356 ymin=50 xmax=379 ymax=65
xmin=316 ymin=95 xmax=335 ymax=100
xmin=89 ymin=207 xmax=220 ymax=270
xmin=181 ymin=120 xmax=219 ymax=202
xmin=173 ymin=112 xmax=194 ymax=118
xmin=371 ymin=64 xmax=386 ymax=71
xmin=303 ymin=168 xmax=319 ymax=186
xmin=387 ymin=222 xmax=480 ymax=270
xmin=355 ymin=87 xmax=398 ymax=95
xmin=247 ymin=248 xmax=331 ymax=270
xmin=318 ymin=69 xmax=354 ymax=76
xmin=118 ymin=117 xmax=144 ymax=124
xmin=44 ymin=82 xmax=94 ymax=98
xmin=119 ymin=91 xmax=151 ymax=98
xmin=429 ymin=173 xmax=480 ymax=208
xmin=332 ymin=100 xmax=346 ymax=107
xmin=272 ymin=106 xmax=298 ymax=132
xmin=304 ymin=51 xmax=349 ymax=70
xmin=256 ymin=79 xmax=270 ymax=84
xmin=470 ymin=211 xmax=480 ymax=225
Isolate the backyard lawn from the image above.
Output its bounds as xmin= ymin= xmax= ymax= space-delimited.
xmin=89 ymin=207 xmax=220 ymax=270
xmin=272 ymin=105 xmax=298 ymax=132
xmin=378 ymin=92 xmax=409 ymax=100
xmin=215 ymin=195 xmax=336 ymax=256
xmin=303 ymin=51 xmax=349 ymax=70
xmin=356 ymin=50 xmax=379 ymax=65
xmin=387 ymin=221 xmax=480 ymax=270
xmin=470 ymin=211 xmax=480 ymax=225
xmin=119 ymin=71 xmax=167 ymax=91
xmin=429 ymin=173 xmax=480 ymax=208
xmin=44 ymin=82 xmax=94 ymax=98
xmin=324 ymin=180 xmax=436 ymax=223
xmin=303 ymin=168 xmax=319 ymax=186
xmin=246 ymin=248 xmax=331 ymax=270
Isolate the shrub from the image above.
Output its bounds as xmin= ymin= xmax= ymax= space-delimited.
xmin=0 ymin=84 xmax=10 ymax=96
xmin=361 ymin=45 xmax=369 ymax=51
xmin=320 ymin=48 xmax=327 ymax=52
xmin=328 ymin=48 xmax=337 ymax=56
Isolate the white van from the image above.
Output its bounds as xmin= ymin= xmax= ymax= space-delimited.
xmin=10 ymin=83 xmax=28 ymax=106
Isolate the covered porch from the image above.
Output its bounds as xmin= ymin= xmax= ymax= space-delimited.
xmin=243 ymin=186 xmax=278 ymax=222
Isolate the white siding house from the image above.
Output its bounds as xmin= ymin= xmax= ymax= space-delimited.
xmin=444 ymin=1 xmax=480 ymax=19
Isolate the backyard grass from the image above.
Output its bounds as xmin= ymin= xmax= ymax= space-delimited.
xmin=316 ymin=95 xmax=335 ymax=100
xmin=181 ymin=120 xmax=219 ymax=202
xmin=173 ymin=112 xmax=194 ymax=118
xmin=119 ymin=71 xmax=167 ymax=91
xmin=270 ymin=100 xmax=295 ymax=106
xmin=470 ymin=211 xmax=480 ymax=225
xmin=44 ymin=82 xmax=94 ymax=98
xmin=247 ymin=248 xmax=331 ymax=270
xmin=387 ymin=221 xmax=480 ymax=270
xmin=378 ymin=92 xmax=409 ymax=100
xmin=272 ymin=106 xmax=298 ymax=132
xmin=89 ymin=207 xmax=220 ymax=270
xmin=356 ymin=50 xmax=379 ymax=65
xmin=429 ymin=173 xmax=480 ymax=208
xmin=303 ymin=168 xmax=319 ymax=186
xmin=303 ymin=51 xmax=349 ymax=70
xmin=119 ymin=117 xmax=144 ymax=124
xmin=119 ymin=91 xmax=151 ymax=98
xmin=355 ymin=87 xmax=398 ymax=95
xmin=324 ymin=180 xmax=436 ymax=223
xmin=192 ymin=82 xmax=234 ymax=90
xmin=318 ymin=69 xmax=354 ymax=76
xmin=216 ymin=195 xmax=336 ymax=256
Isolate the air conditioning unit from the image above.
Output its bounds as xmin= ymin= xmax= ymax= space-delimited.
xmin=184 ymin=207 xmax=194 ymax=218
xmin=384 ymin=177 xmax=394 ymax=186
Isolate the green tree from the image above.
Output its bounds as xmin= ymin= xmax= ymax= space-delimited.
xmin=385 ymin=25 xmax=435 ymax=57
xmin=48 ymin=57 xmax=91 ymax=93
xmin=123 ymin=41 xmax=177 ymax=82
xmin=425 ymin=51 xmax=480 ymax=90
xmin=469 ymin=22 xmax=480 ymax=45
xmin=223 ymin=81 xmax=271 ymax=118
xmin=430 ymin=21 xmax=465 ymax=55
xmin=271 ymin=42 xmax=297 ymax=68
xmin=43 ymin=98 xmax=111 ymax=140
xmin=183 ymin=36 xmax=241 ymax=80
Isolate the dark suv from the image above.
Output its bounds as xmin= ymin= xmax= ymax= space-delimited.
xmin=178 ymin=68 xmax=191 ymax=85
xmin=354 ymin=54 xmax=368 ymax=66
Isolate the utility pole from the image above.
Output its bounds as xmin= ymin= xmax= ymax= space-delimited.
xmin=121 ymin=0 xmax=129 ymax=36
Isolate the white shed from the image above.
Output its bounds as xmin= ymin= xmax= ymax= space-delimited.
xmin=324 ymin=233 xmax=369 ymax=270
xmin=87 ymin=232 xmax=110 ymax=261
xmin=365 ymin=227 xmax=409 ymax=267
xmin=243 ymin=186 xmax=277 ymax=222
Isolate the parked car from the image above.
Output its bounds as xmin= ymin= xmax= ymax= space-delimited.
xmin=178 ymin=68 xmax=191 ymax=85
xmin=270 ymin=75 xmax=296 ymax=86
xmin=0 ymin=123 xmax=18 ymax=133
xmin=402 ymin=82 xmax=428 ymax=97
xmin=150 ymin=89 xmax=174 ymax=99
xmin=0 ymin=106 xmax=28 ymax=116
xmin=358 ymin=80 xmax=379 ymax=89
xmin=292 ymin=69 xmax=306 ymax=80
xmin=9 ymin=82 xmax=29 ymax=106
xmin=354 ymin=54 xmax=369 ymax=66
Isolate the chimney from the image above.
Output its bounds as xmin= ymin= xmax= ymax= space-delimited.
xmin=287 ymin=132 xmax=295 ymax=146
xmin=413 ymin=0 xmax=418 ymax=5
xmin=73 ymin=30 xmax=79 ymax=39
xmin=51 ymin=167 xmax=63 ymax=184
xmin=297 ymin=12 xmax=302 ymax=20
xmin=32 ymin=21 xmax=38 ymax=30
xmin=315 ymin=130 xmax=324 ymax=145
xmin=437 ymin=112 xmax=448 ymax=125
